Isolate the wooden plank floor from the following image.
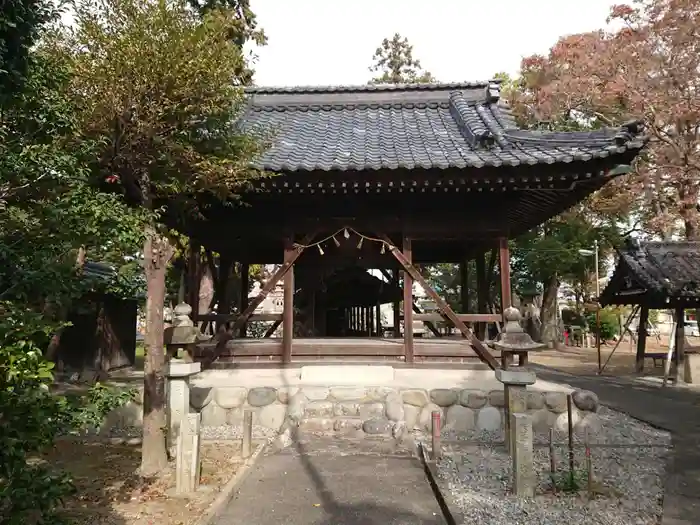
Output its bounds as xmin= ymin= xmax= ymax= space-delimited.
xmin=199 ymin=337 xmax=500 ymax=366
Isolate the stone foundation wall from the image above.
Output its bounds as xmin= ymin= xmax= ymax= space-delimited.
xmin=103 ymin=367 xmax=601 ymax=438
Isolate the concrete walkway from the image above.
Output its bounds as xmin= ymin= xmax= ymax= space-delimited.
xmin=531 ymin=365 xmax=700 ymax=525
xmin=213 ymin=436 xmax=446 ymax=525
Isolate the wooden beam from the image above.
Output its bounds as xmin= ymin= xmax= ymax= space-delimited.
xmin=282 ymin=240 xmax=295 ymax=363
xmin=409 ymin=313 xmax=502 ymax=323
xmin=403 ymin=237 xmax=414 ymax=363
xmin=196 ymin=312 xmax=282 ymax=323
xmin=263 ymin=319 xmax=281 ymax=338
xmin=635 ymin=306 xmax=649 ymax=373
xmin=499 ymin=237 xmax=511 ymax=311
xmin=379 ymin=234 xmax=499 ymax=370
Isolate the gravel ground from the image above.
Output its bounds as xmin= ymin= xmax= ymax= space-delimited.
xmin=433 ymin=407 xmax=671 ymax=525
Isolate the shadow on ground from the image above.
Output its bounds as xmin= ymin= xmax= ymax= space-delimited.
xmin=214 ymin=363 xmax=446 ymax=525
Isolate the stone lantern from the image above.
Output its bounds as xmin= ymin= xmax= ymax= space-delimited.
xmin=164 ymin=303 xmax=202 ymax=451
xmin=492 ymin=306 xmax=546 ymax=498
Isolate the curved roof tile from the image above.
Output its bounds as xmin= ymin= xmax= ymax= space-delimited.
xmin=238 ymin=82 xmax=647 ymax=172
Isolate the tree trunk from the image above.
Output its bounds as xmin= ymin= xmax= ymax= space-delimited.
xmin=199 ymin=264 xmax=214 ymax=316
xmin=141 ymin=229 xmax=173 ymax=476
xmin=540 ymin=274 xmax=560 ymax=345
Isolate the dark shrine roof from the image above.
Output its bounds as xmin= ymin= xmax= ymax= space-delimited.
xmin=600 ymin=240 xmax=700 ymax=309
xmin=239 ymin=81 xmax=646 ymax=173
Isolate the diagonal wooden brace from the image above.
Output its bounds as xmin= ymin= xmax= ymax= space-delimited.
xmin=378 ymin=234 xmax=498 ymax=370
xmin=378 ymin=268 xmax=440 ymax=337
xmin=205 ymin=233 xmax=315 ymax=364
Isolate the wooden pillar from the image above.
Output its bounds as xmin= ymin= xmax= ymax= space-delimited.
xmin=460 ymin=261 xmax=470 ymax=313
xmin=282 ymin=241 xmax=294 ymax=364
xmin=675 ymin=306 xmax=685 ymax=381
xmin=635 ymin=305 xmax=649 ymax=373
xmin=499 ymin=237 xmax=511 ymax=312
xmin=475 ymin=253 xmax=487 ymax=340
xmin=238 ymin=262 xmax=249 ymax=338
xmin=392 ymin=269 xmax=401 ymax=337
xmin=376 ymin=303 xmax=382 ymax=336
xmin=367 ymin=306 xmax=373 ymax=337
xmin=403 ymin=237 xmax=414 ymax=363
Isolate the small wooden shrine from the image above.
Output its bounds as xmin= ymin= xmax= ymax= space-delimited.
xmin=178 ymin=81 xmax=646 ymax=369
xmin=600 ymin=239 xmax=700 ymax=374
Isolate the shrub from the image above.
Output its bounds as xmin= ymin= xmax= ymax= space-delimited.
xmin=0 ymin=302 xmax=134 ymax=524
xmin=586 ymin=307 xmax=620 ymax=341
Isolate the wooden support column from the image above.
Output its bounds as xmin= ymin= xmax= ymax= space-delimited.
xmin=376 ymin=303 xmax=382 ymax=336
xmin=635 ymin=305 xmax=649 ymax=373
xmin=367 ymin=306 xmax=373 ymax=337
xmin=675 ymin=306 xmax=686 ymax=382
xmin=460 ymin=261 xmax=470 ymax=313
xmin=475 ymin=253 xmax=487 ymax=340
xmin=499 ymin=238 xmax=512 ymax=312
xmin=282 ymin=241 xmax=295 ymax=364
xmin=403 ymin=237 xmax=414 ymax=363
xmin=379 ymin=234 xmax=498 ymax=370
xmin=392 ymin=269 xmax=401 ymax=338
xmin=238 ymin=262 xmax=249 ymax=338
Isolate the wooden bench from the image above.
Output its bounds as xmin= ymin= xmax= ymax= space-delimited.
xmin=645 ymin=347 xmax=698 ymax=368
xmin=645 ymin=353 xmax=669 ymax=368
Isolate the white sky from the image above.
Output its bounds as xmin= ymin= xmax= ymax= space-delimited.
xmin=248 ymin=0 xmax=619 ymax=87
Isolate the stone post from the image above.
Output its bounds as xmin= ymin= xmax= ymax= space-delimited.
xmin=511 ymin=412 xmax=535 ymax=497
xmin=176 ymin=412 xmax=202 ymax=494
xmin=496 ymin=368 xmax=536 ymax=453
xmin=166 ymin=359 xmax=201 ymax=451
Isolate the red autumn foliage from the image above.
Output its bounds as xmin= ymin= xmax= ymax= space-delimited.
xmin=511 ymin=0 xmax=700 ymax=240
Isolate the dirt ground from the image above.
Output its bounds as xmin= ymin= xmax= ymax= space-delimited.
xmin=38 ymin=440 xmax=244 ymax=525
xmin=530 ymin=335 xmax=700 ymax=377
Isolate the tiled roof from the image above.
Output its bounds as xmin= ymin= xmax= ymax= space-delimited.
xmin=238 ymin=82 xmax=646 ymax=172
xmin=600 ymin=240 xmax=700 ymax=307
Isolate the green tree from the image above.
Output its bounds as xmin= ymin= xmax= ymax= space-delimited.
xmin=185 ymin=0 xmax=266 ymax=84
xmin=0 ymin=4 xmax=140 ymax=522
xmin=369 ymin=33 xmax=435 ymax=84
xmin=53 ymin=0 xmax=266 ymax=475
xmin=511 ymin=209 xmax=624 ymax=343
xmin=0 ymin=0 xmax=56 ymax=103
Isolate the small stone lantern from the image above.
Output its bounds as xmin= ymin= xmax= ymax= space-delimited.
xmin=164 ymin=303 xmax=202 ymax=451
xmin=164 ymin=302 xmax=200 ymax=361
xmin=492 ymin=307 xmax=546 ymax=498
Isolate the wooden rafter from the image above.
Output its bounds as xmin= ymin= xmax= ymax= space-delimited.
xmin=378 ymin=233 xmax=499 ymax=370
